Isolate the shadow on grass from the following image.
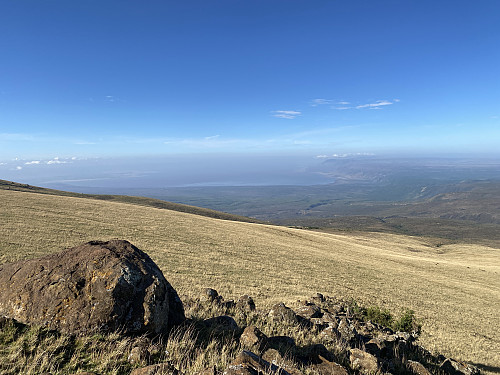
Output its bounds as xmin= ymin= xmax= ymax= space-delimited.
xmin=469 ymin=362 xmax=500 ymax=374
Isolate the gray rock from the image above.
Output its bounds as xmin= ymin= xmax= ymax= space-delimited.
xmin=349 ymin=348 xmax=380 ymax=374
xmin=268 ymin=303 xmax=298 ymax=323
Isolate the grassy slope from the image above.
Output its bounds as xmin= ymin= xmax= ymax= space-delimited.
xmin=0 ymin=188 xmax=499 ymax=371
xmin=0 ymin=179 xmax=262 ymax=224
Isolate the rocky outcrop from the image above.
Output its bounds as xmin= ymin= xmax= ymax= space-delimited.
xmin=200 ymin=289 xmax=481 ymax=375
xmin=0 ymin=240 xmax=184 ymax=334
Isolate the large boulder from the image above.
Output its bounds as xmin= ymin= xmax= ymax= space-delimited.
xmin=0 ymin=240 xmax=184 ymax=334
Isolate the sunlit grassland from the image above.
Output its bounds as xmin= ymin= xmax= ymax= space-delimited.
xmin=1 ymin=189 xmax=499 ymax=370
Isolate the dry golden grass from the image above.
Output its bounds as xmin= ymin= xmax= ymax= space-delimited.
xmin=1 ymin=189 xmax=499 ymax=371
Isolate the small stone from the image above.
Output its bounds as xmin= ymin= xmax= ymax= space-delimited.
xmin=224 ymin=351 xmax=274 ymax=375
xmin=236 ymin=295 xmax=256 ymax=311
xmin=295 ymin=304 xmax=322 ymax=319
xmin=407 ymin=360 xmax=432 ymax=375
xmin=349 ymin=348 xmax=380 ymax=374
xmin=268 ymin=303 xmax=298 ymax=323
xmin=240 ymin=326 xmax=268 ymax=351
xmin=203 ymin=288 xmax=220 ymax=302
xmin=312 ymin=293 xmax=325 ymax=303
xmin=440 ymin=358 xmax=480 ymax=375
xmin=321 ymin=312 xmax=338 ymax=326
xmin=312 ymin=355 xmax=349 ymax=375
xmin=319 ymin=325 xmax=341 ymax=342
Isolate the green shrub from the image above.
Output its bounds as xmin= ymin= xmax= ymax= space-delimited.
xmin=366 ymin=306 xmax=394 ymax=327
xmin=393 ymin=309 xmax=421 ymax=334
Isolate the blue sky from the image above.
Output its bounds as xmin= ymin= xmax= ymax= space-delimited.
xmin=1 ymin=1 xmax=499 ymax=180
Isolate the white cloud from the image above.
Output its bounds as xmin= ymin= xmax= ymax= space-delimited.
xmin=16 ymin=166 xmax=22 ymax=170
xmin=331 ymin=99 xmax=398 ymax=110
xmin=272 ymin=110 xmax=302 ymax=119
xmin=310 ymin=99 xmax=332 ymax=106
xmin=356 ymin=100 xmax=394 ymax=109
xmin=47 ymin=157 xmax=70 ymax=165
xmin=316 ymin=155 xmax=329 ymax=158
xmin=105 ymin=95 xmax=117 ymax=102
xmin=204 ymin=135 xmax=220 ymax=140
xmin=25 ymin=161 xmax=40 ymax=165
xmin=325 ymin=153 xmax=376 ymax=158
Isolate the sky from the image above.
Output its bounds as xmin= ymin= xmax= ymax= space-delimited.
xmin=1 ymin=1 xmax=499 ymax=186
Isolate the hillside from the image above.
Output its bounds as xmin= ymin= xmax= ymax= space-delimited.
xmin=0 ymin=187 xmax=499 ymax=373
xmin=0 ymin=179 xmax=262 ymax=224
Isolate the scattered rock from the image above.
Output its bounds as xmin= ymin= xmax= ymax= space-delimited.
xmin=337 ymin=317 xmax=358 ymax=344
xmin=349 ymin=348 xmax=380 ymax=374
xmin=407 ymin=360 xmax=432 ymax=375
xmin=0 ymin=240 xmax=185 ymax=334
xmin=295 ymin=304 xmax=322 ymax=319
xmin=312 ymin=293 xmax=325 ymax=303
xmin=236 ymin=295 xmax=256 ymax=311
xmin=224 ymin=350 xmax=278 ymax=375
xmin=240 ymin=326 xmax=268 ymax=351
xmin=202 ymin=288 xmax=221 ymax=303
xmin=364 ymin=338 xmax=389 ymax=359
xmin=321 ymin=312 xmax=338 ymax=326
xmin=312 ymin=355 xmax=349 ymax=375
xmin=440 ymin=358 xmax=480 ymax=375
xmin=268 ymin=303 xmax=298 ymax=324
xmin=319 ymin=325 xmax=341 ymax=343
xmin=222 ymin=300 xmax=236 ymax=309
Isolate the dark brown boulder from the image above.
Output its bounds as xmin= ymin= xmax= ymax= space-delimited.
xmin=295 ymin=304 xmax=322 ymax=319
xmin=440 ymin=358 xmax=480 ymax=375
xmin=268 ymin=303 xmax=298 ymax=323
xmin=240 ymin=325 xmax=268 ymax=352
xmin=224 ymin=351 xmax=283 ymax=375
xmin=349 ymin=349 xmax=380 ymax=374
xmin=236 ymin=295 xmax=256 ymax=311
xmin=407 ymin=360 xmax=432 ymax=375
xmin=311 ymin=355 xmax=349 ymax=375
xmin=0 ymin=240 xmax=185 ymax=334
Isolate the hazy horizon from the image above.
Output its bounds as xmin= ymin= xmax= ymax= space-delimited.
xmin=2 ymin=153 xmax=500 ymax=189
